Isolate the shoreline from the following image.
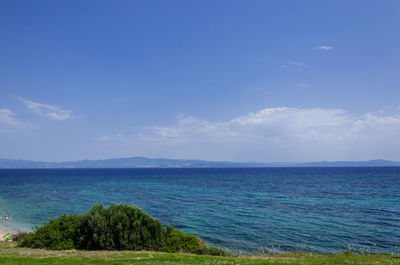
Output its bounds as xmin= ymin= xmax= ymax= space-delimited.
xmin=0 ymin=221 xmax=27 ymax=240
xmin=0 ymin=226 xmax=9 ymax=241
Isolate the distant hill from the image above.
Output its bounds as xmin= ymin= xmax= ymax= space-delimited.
xmin=0 ymin=157 xmax=399 ymax=168
xmin=0 ymin=157 xmax=266 ymax=168
xmin=296 ymin=159 xmax=400 ymax=167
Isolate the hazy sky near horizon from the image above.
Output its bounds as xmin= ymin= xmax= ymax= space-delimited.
xmin=1 ymin=0 xmax=400 ymax=162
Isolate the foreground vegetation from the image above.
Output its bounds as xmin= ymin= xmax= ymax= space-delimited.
xmin=11 ymin=203 xmax=400 ymax=264
xmin=18 ymin=203 xmax=227 ymax=256
xmin=1 ymin=242 xmax=400 ymax=264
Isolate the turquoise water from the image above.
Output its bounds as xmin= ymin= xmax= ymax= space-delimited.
xmin=0 ymin=168 xmax=399 ymax=253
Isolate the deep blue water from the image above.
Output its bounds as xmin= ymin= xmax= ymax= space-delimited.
xmin=0 ymin=167 xmax=399 ymax=253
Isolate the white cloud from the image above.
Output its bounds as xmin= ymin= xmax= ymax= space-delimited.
xmin=116 ymin=133 xmax=127 ymax=141
xmin=130 ymin=107 xmax=400 ymax=162
xmin=0 ymin=108 xmax=26 ymax=128
xmin=143 ymin=108 xmax=351 ymax=142
xmin=281 ymin=61 xmax=310 ymax=71
xmin=97 ymin=133 xmax=127 ymax=142
xmin=315 ymin=46 xmax=334 ymax=50
xmin=287 ymin=61 xmax=310 ymax=67
xmin=17 ymin=97 xmax=75 ymax=120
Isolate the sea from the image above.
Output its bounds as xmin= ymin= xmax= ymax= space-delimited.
xmin=0 ymin=167 xmax=399 ymax=254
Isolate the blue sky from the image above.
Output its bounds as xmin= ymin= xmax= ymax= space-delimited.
xmin=1 ymin=0 xmax=400 ymax=162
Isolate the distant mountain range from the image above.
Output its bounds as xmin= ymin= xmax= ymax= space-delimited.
xmin=0 ymin=157 xmax=399 ymax=168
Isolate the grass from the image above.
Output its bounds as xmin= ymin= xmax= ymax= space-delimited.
xmin=0 ymin=242 xmax=399 ymax=265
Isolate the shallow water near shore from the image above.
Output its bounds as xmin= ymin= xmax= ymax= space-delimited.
xmin=0 ymin=167 xmax=399 ymax=253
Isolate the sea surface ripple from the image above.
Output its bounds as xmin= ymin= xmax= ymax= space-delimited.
xmin=0 ymin=167 xmax=399 ymax=253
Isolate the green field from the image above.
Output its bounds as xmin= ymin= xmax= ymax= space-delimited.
xmin=0 ymin=242 xmax=399 ymax=265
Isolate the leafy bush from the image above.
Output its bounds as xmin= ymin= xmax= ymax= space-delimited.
xmin=77 ymin=204 xmax=165 ymax=250
xmin=18 ymin=203 xmax=228 ymax=256
xmin=18 ymin=214 xmax=81 ymax=250
xmin=163 ymin=225 xmax=203 ymax=253
xmin=163 ymin=225 xmax=229 ymax=256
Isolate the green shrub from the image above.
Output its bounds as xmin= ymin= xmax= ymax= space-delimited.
xmin=18 ymin=214 xmax=81 ymax=250
xmin=77 ymin=203 xmax=165 ymax=250
xmin=163 ymin=225 xmax=229 ymax=256
xmin=163 ymin=225 xmax=202 ymax=253
xmin=18 ymin=203 xmax=228 ymax=256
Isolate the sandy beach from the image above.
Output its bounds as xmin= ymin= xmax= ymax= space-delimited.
xmin=0 ymin=228 xmax=9 ymax=241
xmin=0 ymin=223 xmax=16 ymax=241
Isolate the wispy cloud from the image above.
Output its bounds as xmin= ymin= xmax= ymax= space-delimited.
xmin=287 ymin=61 xmax=310 ymax=67
xmin=97 ymin=133 xmax=128 ymax=142
xmin=0 ymin=108 xmax=26 ymax=128
xmin=17 ymin=97 xmax=75 ymax=120
xmin=143 ymin=108 xmax=351 ymax=142
xmin=315 ymin=45 xmax=334 ymax=50
xmin=129 ymin=107 xmax=400 ymax=161
xmin=296 ymin=83 xmax=308 ymax=88
xmin=281 ymin=61 xmax=310 ymax=71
